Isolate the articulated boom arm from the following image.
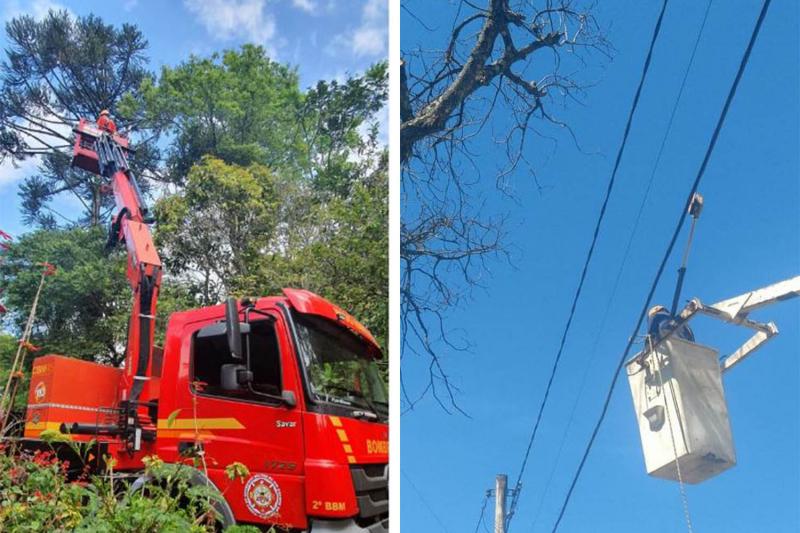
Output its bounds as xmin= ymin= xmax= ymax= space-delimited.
xmin=677 ymin=275 xmax=800 ymax=372
xmin=72 ymin=120 xmax=162 ymax=414
xmin=109 ymin=166 xmax=162 ymax=406
xmin=707 ymin=276 xmax=800 ymax=321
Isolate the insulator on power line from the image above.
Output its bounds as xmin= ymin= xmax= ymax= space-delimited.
xmin=688 ymin=193 xmax=704 ymax=218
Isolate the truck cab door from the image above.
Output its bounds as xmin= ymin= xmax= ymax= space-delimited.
xmin=180 ymin=309 xmax=307 ymax=528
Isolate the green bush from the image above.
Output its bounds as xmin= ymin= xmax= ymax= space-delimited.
xmin=0 ymin=441 xmax=254 ymax=532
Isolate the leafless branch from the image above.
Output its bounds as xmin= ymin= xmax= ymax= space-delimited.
xmin=400 ymin=0 xmax=609 ymax=411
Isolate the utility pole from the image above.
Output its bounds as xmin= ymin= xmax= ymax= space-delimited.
xmin=495 ymin=474 xmax=507 ymax=533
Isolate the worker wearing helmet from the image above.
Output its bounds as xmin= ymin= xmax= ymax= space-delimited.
xmin=96 ymin=109 xmax=117 ymax=134
xmin=647 ymin=304 xmax=694 ymax=343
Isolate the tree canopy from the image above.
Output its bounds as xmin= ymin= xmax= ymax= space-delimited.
xmin=0 ymin=9 xmax=158 ymax=227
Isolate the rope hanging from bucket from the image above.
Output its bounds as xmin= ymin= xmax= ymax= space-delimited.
xmin=648 ymin=336 xmax=695 ymax=533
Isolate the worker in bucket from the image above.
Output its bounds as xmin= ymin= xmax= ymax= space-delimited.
xmin=96 ymin=109 xmax=117 ymax=134
xmin=647 ymin=304 xmax=694 ymax=343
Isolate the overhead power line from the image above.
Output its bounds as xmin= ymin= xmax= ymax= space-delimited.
xmin=474 ymin=490 xmax=491 ymax=533
xmin=530 ymin=1 xmax=714 ymax=529
xmin=504 ymin=0 xmax=672 ymax=529
xmin=401 ymin=468 xmax=452 ymax=533
xmin=549 ymin=1 xmax=773 ymax=531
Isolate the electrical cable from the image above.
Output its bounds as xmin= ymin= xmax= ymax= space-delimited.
xmin=473 ymin=490 xmax=491 ymax=533
xmin=504 ymin=1 xmax=671 ymax=529
xmin=549 ymin=1 xmax=773 ymax=530
xmin=401 ymin=468 xmax=452 ymax=533
xmin=528 ymin=1 xmax=714 ymax=529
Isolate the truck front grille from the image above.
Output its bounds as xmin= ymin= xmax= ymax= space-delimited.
xmin=350 ymin=464 xmax=388 ymax=531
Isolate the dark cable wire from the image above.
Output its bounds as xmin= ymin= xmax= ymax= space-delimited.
xmin=550 ymin=2 xmax=772 ymax=530
xmin=402 ymin=468 xmax=452 ymax=532
xmin=530 ymin=1 xmax=714 ymax=529
xmin=474 ymin=491 xmax=491 ymax=533
xmin=504 ymin=1 xmax=671 ymax=529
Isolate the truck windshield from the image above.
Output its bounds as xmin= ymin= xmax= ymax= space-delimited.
xmin=293 ymin=313 xmax=387 ymax=414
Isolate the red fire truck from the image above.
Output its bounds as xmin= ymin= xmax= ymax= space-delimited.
xmin=19 ymin=119 xmax=388 ymax=532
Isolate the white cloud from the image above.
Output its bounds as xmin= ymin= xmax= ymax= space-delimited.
xmin=123 ymin=0 xmax=138 ymax=11
xmin=0 ymin=156 xmax=38 ymax=191
xmin=3 ymin=0 xmax=70 ymax=21
xmin=291 ymin=0 xmax=315 ymax=13
xmin=328 ymin=0 xmax=386 ymax=58
xmin=0 ymin=109 xmax=73 ymax=191
xmin=183 ymin=0 xmax=277 ymax=52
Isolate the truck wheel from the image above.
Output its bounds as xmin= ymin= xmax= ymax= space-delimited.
xmin=129 ymin=467 xmax=236 ymax=530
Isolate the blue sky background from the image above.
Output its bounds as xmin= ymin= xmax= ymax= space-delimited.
xmin=0 ymin=0 xmax=387 ymax=237
xmin=401 ymin=1 xmax=799 ymax=532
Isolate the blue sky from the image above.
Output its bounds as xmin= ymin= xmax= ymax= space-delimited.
xmin=401 ymin=1 xmax=799 ymax=533
xmin=0 ymin=0 xmax=387 ymax=237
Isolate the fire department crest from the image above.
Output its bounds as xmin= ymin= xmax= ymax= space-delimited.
xmin=244 ymin=474 xmax=282 ymax=519
xmin=34 ymin=382 xmax=46 ymax=402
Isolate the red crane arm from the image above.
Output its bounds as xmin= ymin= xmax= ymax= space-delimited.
xmin=110 ymin=170 xmax=162 ymax=406
xmin=72 ymin=119 xmax=162 ymax=416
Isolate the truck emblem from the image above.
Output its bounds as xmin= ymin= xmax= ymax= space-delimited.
xmin=244 ymin=474 xmax=282 ymax=519
xmin=34 ymin=382 xmax=46 ymax=402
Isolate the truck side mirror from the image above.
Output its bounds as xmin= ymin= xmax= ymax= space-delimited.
xmin=281 ymin=390 xmax=297 ymax=408
xmin=225 ymin=297 xmax=244 ymax=359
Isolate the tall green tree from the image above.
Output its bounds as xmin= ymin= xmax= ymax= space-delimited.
xmin=0 ymin=228 xmax=195 ymax=365
xmin=132 ymin=45 xmax=303 ymax=183
xmin=0 ymin=227 xmax=129 ymax=363
xmin=276 ymin=152 xmax=389 ymax=349
xmin=0 ymin=10 xmax=158 ymax=227
xmin=155 ymin=156 xmax=280 ymax=305
xmin=300 ymin=62 xmax=388 ymax=196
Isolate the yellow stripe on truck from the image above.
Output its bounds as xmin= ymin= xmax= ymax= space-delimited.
xmin=156 ymin=417 xmax=245 ymax=430
xmin=329 ymin=415 xmax=358 ymax=465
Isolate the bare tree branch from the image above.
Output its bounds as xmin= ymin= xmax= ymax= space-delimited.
xmin=400 ymin=0 xmax=609 ymax=411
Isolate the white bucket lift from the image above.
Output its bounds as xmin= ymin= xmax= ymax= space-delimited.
xmin=626 ymin=275 xmax=800 ymax=484
xmin=627 ymin=338 xmax=735 ymax=483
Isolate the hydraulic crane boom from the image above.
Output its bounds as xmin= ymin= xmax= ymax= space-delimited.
xmin=72 ymin=119 xmax=162 ymax=438
xmin=676 ymin=275 xmax=800 ymax=372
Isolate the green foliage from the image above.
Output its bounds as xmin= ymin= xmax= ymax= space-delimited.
xmin=0 ymin=9 xmax=159 ymax=226
xmin=275 ymin=160 xmax=389 ymax=350
xmin=153 ymin=152 xmax=388 ymax=351
xmin=155 ymin=156 xmax=280 ymax=305
xmin=0 ymin=333 xmax=28 ymax=413
xmin=0 ymin=227 xmax=129 ymax=364
xmin=137 ymin=44 xmax=303 ymax=183
xmin=0 ymin=446 xmax=246 ymax=532
xmin=224 ymin=462 xmax=249 ymax=483
xmin=301 ymin=61 xmax=388 ymax=196
xmin=0 ymin=227 xmax=198 ymax=364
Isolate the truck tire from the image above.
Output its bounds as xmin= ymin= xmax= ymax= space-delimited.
xmin=129 ymin=466 xmax=236 ymax=529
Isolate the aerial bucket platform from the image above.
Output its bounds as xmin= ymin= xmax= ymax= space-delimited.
xmin=71 ymin=118 xmax=131 ymax=175
xmin=627 ymin=338 xmax=735 ymax=483
xmin=626 ymin=276 xmax=799 ymax=484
